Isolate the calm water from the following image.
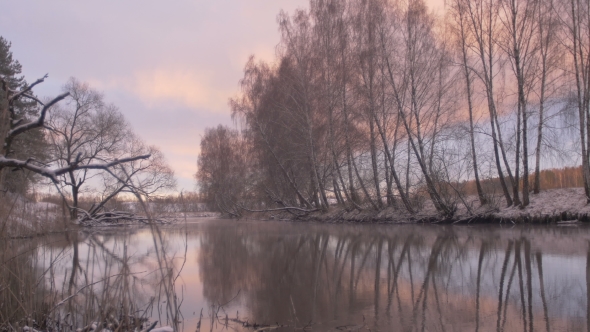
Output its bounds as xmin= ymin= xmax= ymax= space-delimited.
xmin=17 ymin=219 xmax=590 ymax=331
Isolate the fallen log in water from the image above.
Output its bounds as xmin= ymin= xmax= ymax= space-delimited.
xmin=77 ymin=210 xmax=172 ymax=227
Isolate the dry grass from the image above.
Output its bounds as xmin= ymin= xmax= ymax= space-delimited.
xmin=0 ymin=192 xmax=184 ymax=332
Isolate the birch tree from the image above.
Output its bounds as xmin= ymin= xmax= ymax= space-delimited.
xmin=561 ymin=0 xmax=590 ymax=201
xmin=449 ymin=0 xmax=488 ymax=205
xmin=498 ymin=0 xmax=539 ymax=206
xmin=464 ymin=0 xmax=516 ymax=207
xmin=533 ymin=0 xmax=559 ymax=194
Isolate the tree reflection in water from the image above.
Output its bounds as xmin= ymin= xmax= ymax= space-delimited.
xmin=198 ymin=222 xmax=590 ymax=331
xmin=0 ymin=224 xmax=185 ymax=331
xmin=3 ymin=221 xmax=590 ymax=331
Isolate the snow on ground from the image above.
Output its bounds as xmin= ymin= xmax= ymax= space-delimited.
xmin=0 ymin=195 xmax=62 ymax=236
xmin=29 ymin=201 xmax=60 ymax=214
xmin=305 ymin=187 xmax=590 ymax=223
xmin=494 ymin=187 xmax=590 ymax=219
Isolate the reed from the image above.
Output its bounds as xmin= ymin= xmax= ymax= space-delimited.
xmin=0 ymin=192 xmax=184 ymax=332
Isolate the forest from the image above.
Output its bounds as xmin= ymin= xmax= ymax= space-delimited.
xmin=196 ymin=0 xmax=590 ymax=219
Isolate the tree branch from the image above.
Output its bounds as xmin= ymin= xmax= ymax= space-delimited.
xmin=19 ymin=93 xmax=45 ymax=106
xmin=0 ymin=154 xmax=151 ymax=183
xmin=7 ymin=92 xmax=69 ymax=139
xmin=58 ymin=154 xmax=151 ymax=175
xmin=8 ymin=74 xmax=48 ymax=103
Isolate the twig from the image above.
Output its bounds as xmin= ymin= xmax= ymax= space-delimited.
xmin=48 ymin=271 xmax=147 ymax=313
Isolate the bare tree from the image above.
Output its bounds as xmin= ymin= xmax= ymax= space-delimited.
xmin=1 ymin=76 xmax=155 ymax=209
xmin=374 ymin=2 xmax=416 ymax=213
xmin=198 ymin=0 xmax=585 ymax=219
xmin=498 ymin=0 xmax=540 ymax=206
xmin=463 ymin=0 xmax=516 ymax=207
xmin=381 ymin=0 xmax=458 ymax=216
xmin=196 ymin=125 xmax=249 ymax=216
xmin=311 ymin=0 xmax=361 ymax=208
xmin=560 ymin=0 xmax=590 ymax=201
xmin=352 ymin=0 xmax=386 ymax=209
xmin=231 ymin=58 xmax=317 ymax=211
xmin=449 ymin=0 xmax=488 ymax=205
xmin=0 ymin=74 xmax=178 ymax=226
xmin=88 ymin=136 xmax=176 ymax=219
xmin=46 ymin=78 xmax=129 ymax=219
xmin=278 ymin=10 xmax=332 ymax=210
xmin=533 ymin=0 xmax=559 ymax=194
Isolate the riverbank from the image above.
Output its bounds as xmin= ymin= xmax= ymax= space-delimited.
xmin=273 ymin=187 xmax=590 ymax=224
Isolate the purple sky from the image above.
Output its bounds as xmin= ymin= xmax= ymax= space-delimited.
xmin=1 ymin=1 xmax=443 ymax=192
xmin=1 ymin=1 xmax=311 ymax=191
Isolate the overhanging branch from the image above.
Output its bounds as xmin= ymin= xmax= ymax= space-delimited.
xmin=7 ymin=74 xmax=48 ymax=103
xmin=0 ymin=154 xmax=151 ymax=183
xmin=7 ymin=92 xmax=69 ymax=139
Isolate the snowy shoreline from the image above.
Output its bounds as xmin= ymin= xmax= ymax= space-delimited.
xmin=281 ymin=187 xmax=590 ymax=224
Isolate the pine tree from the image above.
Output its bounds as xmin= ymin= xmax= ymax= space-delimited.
xmin=0 ymin=36 xmax=49 ymax=195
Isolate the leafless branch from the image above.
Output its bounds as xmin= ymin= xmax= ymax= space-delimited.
xmin=7 ymin=92 xmax=69 ymax=139
xmin=7 ymin=74 xmax=48 ymax=103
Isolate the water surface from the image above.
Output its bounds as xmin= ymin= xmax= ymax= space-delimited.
xmin=14 ymin=219 xmax=590 ymax=331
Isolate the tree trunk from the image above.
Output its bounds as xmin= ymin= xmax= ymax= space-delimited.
xmin=534 ymin=36 xmax=548 ymax=194
xmin=369 ymin=118 xmax=383 ymax=208
xmin=0 ymin=87 xmax=9 ymax=191
xmin=514 ymin=97 xmax=522 ymax=206
xmin=333 ymin=178 xmax=344 ymax=205
xmin=352 ymin=154 xmax=379 ymax=210
xmin=69 ymin=170 xmax=79 ymax=220
xmin=399 ymin=106 xmax=450 ymax=215
xmin=371 ymin=98 xmax=414 ymax=213
xmin=465 ymin=0 xmax=514 ymax=207
xmin=570 ymin=0 xmax=590 ymax=200
xmin=521 ymin=89 xmax=530 ymax=206
xmin=459 ymin=23 xmax=486 ymax=204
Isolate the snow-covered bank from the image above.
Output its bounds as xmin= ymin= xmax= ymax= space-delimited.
xmin=288 ymin=187 xmax=590 ymax=224
xmin=493 ymin=187 xmax=590 ymax=219
xmin=0 ymin=194 xmax=63 ymax=237
xmin=0 ymin=193 xmax=220 ymax=236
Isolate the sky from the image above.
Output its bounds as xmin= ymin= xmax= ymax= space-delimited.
xmin=1 ymin=1 xmax=444 ymax=193
xmin=0 ymin=1 xmax=310 ymax=192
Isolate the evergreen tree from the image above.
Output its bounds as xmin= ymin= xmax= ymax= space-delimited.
xmin=0 ymin=36 xmax=49 ymax=195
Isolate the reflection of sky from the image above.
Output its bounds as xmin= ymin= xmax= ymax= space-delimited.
xmin=376 ymin=245 xmax=586 ymax=315
xmin=36 ymin=227 xmax=205 ymax=329
xmin=33 ymin=221 xmax=590 ymax=330
xmin=408 ymin=248 xmax=589 ymax=319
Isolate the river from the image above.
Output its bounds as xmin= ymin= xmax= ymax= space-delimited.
xmin=3 ymin=218 xmax=590 ymax=331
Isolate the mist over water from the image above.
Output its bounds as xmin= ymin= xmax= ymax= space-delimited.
xmin=8 ymin=219 xmax=590 ymax=331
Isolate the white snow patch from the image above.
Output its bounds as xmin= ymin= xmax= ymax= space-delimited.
xmin=149 ymin=327 xmax=174 ymax=332
xmin=494 ymin=187 xmax=590 ymax=219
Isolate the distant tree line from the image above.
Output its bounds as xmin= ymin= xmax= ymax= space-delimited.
xmin=461 ymin=166 xmax=585 ymax=196
xmin=0 ymin=36 xmax=176 ymax=222
xmin=196 ymin=0 xmax=589 ymax=217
